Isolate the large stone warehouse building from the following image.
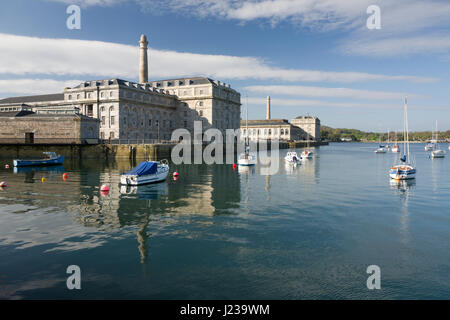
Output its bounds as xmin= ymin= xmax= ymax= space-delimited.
xmin=0 ymin=34 xmax=241 ymax=144
xmin=240 ymin=96 xmax=321 ymax=142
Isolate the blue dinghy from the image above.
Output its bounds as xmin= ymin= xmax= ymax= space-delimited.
xmin=13 ymin=152 xmax=65 ymax=167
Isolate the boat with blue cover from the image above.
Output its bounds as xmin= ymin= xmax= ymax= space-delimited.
xmin=13 ymin=152 xmax=65 ymax=167
xmin=120 ymin=160 xmax=169 ymax=185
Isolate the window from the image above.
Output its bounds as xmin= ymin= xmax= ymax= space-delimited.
xmin=148 ymin=119 xmax=152 ymax=126
xmin=101 ymin=106 xmax=105 ymax=112
xmin=110 ymin=116 xmax=115 ymax=125
xmin=264 ymin=129 xmax=267 ymax=135
xmin=77 ymin=94 xmax=80 ymax=99
xmin=110 ymin=91 xmax=113 ymax=97
xmin=87 ymin=93 xmax=91 ymax=99
xmin=101 ymin=116 xmax=105 ymax=125
xmin=281 ymin=129 xmax=284 ymax=135
xmin=156 ymin=120 xmax=159 ymax=127
xmin=110 ymin=132 xmax=115 ymax=139
xmin=101 ymin=92 xmax=104 ymax=98
xmin=199 ymin=90 xmax=203 ymax=95
xmin=199 ymin=110 xmax=203 ymax=117
xmin=87 ymin=105 xmax=93 ymax=117
xmin=184 ymin=120 xmax=187 ymax=128
xmin=101 ymin=132 xmax=105 ymax=139
xmin=199 ymin=101 xmax=203 ymax=106
xmin=109 ymin=106 xmax=114 ymax=112
xmin=184 ymin=111 xmax=187 ymax=117
xmin=68 ymin=95 xmax=72 ymax=100
xmin=285 ymin=129 xmax=289 ymax=135
xmin=268 ymin=129 xmax=272 ymax=135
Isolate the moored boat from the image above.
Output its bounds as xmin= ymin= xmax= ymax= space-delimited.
xmin=430 ymin=121 xmax=445 ymax=159
xmin=13 ymin=152 xmax=64 ymax=167
xmin=300 ymin=149 xmax=313 ymax=159
xmin=284 ymin=151 xmax=300 ymax=164
xmin=120 ymin=160 xmax=169 ymax=185
xmin=389 ymin=97 xmax=416 ymax=181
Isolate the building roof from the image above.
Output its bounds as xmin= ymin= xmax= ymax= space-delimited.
xmin=150 ymin=77 xmax=214 ymax=86
xmin=0 ymin=93 xmax=64 ymax=105
xmin=0 ymin=110 xmax=35 ymax=117
xmin=240 ymin=119 xmax=292 ymax=126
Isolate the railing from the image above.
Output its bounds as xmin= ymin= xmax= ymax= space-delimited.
xmin=0 ymin=138 xmax=98 ymax=145
xmin=99 ymin=139 xmax=175 ymax=145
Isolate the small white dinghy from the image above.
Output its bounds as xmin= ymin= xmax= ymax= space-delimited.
xmin=120 ymin=160 xmax=169 ymax=185
xmin=301 ymin=149 xmax=313 ymax=159
xmin=284 ymin=151 xmax=300 ymax=164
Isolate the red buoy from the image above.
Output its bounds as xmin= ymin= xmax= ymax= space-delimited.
xmin=232 ymin=163 xmax=237 ymax=170
xmin=173 ymin=172 xmax=179 ymax=177
xmin=0 ymin=181 xmax=7 ymax=187
xmin=5 ymin=164 xmax=10 ymax=169
xmin=62 ymin=173 xmax=69 ymax=180
xmin=100 ymin=184 xmax=110 ymax=192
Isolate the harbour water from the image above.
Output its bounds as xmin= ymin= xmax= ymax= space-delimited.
xmin=0 ymin=142 xmax=449 ymax=299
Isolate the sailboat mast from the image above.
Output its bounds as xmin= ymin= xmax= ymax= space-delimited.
xmin=405 ymin=97 xmax=410 ymax=161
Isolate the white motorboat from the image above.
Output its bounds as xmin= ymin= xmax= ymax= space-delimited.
xmin=431 ymin=149 xmax=445 ymax=158
xmin=284 ymin=151 xmax=300 ymax=164
xmin=430 ymin=121 xmax=445 ymax=159
xmin=425 ymin=142 xmax=435 ymax=151
xmin=300 ymin=149 xmax=313 ymax=159
xmin=375 ymin=145 xmax=388 ymax=153
xmin=120 ymin=160 xmax=169 ymax=185
xmin=389 ymin=97 xmax=416 ymax=180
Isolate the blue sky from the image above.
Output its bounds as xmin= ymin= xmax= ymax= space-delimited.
xmin=1 ymin=0 xmax=450 ymax=131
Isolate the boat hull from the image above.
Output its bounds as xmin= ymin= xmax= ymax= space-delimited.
xmin=389 ymin=166 xmax=416 ymax=180
xmin=13 ymin=156 xmax=65 ymax=167
xmin=431 ymin=150 xmax=445 ymax=158
xmin=120 ymin=165 xmax=169 ymax=185
xmin=238 ymin=158 xmax=256 ymax=166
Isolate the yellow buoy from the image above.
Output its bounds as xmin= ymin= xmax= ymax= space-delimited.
xmin=41 ymin=177 xmax=46 ymax=182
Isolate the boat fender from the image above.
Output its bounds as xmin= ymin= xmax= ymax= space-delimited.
xmin=100 ymin=184 xmax=110 ymax=192
xmin=0 ymin=181 xmax=7 ymax=187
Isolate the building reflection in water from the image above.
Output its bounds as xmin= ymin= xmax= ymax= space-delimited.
xmin=70 ymin=160 xmax=241 ymax=263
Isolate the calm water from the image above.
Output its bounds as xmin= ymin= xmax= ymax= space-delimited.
xmin=0 ymin=143 xmax=449 ymax=299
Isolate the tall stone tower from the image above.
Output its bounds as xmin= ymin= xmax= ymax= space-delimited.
xmin=266 ymin=96 xmax=271 ymax=120
xmin=139 ymin=34 xmax=148 ymax=83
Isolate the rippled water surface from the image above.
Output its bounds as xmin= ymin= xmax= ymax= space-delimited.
xmin=0 ymin=143 xmax=449 ymax=299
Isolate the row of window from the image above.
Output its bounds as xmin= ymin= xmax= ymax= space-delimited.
xmin=68 ymin=91 xmax=114 ymax=100
xmin=242 ymin=128 xmax=290 ymax=136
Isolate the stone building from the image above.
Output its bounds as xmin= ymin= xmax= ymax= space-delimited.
xmin=0 ymin=34 xmax=241 ymax=143
xmin=290 ymin=116 xmax=321 ymax=141
xmin=148 ymin=77 xmax=241 ymax=135
xmin=240 ymin=119 xmax=302 ymax=141
xmin=240 ymin=96 xmax=321 ymax=142
xmin=0 ymin=104 xmax=99 ymax=144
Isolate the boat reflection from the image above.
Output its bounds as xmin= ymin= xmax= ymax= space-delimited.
xmin=119 ymin=182 xmax=168 ymax=200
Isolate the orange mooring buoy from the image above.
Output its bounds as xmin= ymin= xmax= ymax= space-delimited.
xmin=62 ymin=173 xmax=69 ymax=180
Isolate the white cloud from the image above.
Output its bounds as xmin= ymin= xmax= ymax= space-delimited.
xmin=340 ymin=34 xmax=450 ymax=57
xmin=247 ymin=97 xmax=448 ymax=111
xmin=46 ymin=0 xmax=125 ymax=7
xmin=245 ymin=85 xmax=417 ymax=100
xmin=0 ymin=79 xmax=82 ymax=95
xmin=0 ymin=33 xmax=436 ymax=84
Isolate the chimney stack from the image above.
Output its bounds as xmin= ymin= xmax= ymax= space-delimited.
xmin=266 ymin=96 xmax=271 ymax=120
xmin=139 ymin=34 xmax=148 ymax=83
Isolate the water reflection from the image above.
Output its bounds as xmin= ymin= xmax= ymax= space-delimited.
xmin=389 ymin=179 xmax=416 ymax=246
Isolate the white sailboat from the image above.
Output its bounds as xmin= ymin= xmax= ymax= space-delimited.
xmin=120 ymin=160 xmax=169 ymax=185
xmin=238 ymin=96 xmax=256 ymax=166
xmin=431 ymin=120 xmax=445 ymax=158
xmin=392 ymin=131 xmax=400 ymax=153
xmin=389 ymin=97 xmax=416 ymax=180
xmin=425 ymin=124 xmax=436 ymax=151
